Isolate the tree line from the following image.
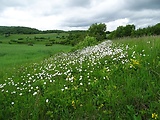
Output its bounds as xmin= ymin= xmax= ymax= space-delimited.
xmin=51 ymin=22 xmax=160 ymax=47
xmin=108 ymin=23 xmax=160 ymax=39
xmin=0 ymin=26 xmax=40 ymax=35
xmin=0 ymin=26 xmax=66 ymax=35
xmin=66 ymin=22 xmax=160 ymax=46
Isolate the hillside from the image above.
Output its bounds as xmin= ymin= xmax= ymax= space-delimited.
xmin=0 ymin=26 xmax=40 ymax=34
xmin=0 ymin=36 xmax=159 ymax=119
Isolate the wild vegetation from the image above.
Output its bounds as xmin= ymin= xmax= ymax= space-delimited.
xmin=108 ymin=23 xmax=160 ymax=39
xmin=0 ymin=36 xmax=159 ymax=119
xmin=0 ymin=24 xmax=160 ymax=119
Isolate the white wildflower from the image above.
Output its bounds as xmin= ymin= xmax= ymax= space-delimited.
xmin=33 ymin=92 xmax=37 ymax=96
xmin=80 ymin=83 xmax=83 ymax=85
xmin=46 ymin=99 xmax=49 ymax=103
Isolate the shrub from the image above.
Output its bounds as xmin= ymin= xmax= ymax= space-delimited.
xmin=28 ymin=43 xmax=34 ymax=46
xmin=18 ymin=38 xmax=23 ymax=40
xmin=10 ymin=39 xmax=17 ymax=42
xmin=72 ymin=36 xmax=97 ymax=51
xmin=45 ymin=43 xmax=52 ymax=46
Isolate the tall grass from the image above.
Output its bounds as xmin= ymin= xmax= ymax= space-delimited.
xmin=0 ymin=36 xmax=159 ymax=119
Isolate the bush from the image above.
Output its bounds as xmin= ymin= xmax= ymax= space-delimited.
xmin=18 ymin=38 xmax=23 ymax=40
xmin=82 ymin=36 xmax=97 ymax=46
xmin=17 ymin=41 xmax=24 ymax=44
xmin=45 ymin=43 xmax=52 ymax=46
xmin=28 ymin=43 xmax=34 ymax=46
xmin=10 ymin=40 xmax=17 ymax=42
xmin=72 ymin=36 xmax=97 ymax=51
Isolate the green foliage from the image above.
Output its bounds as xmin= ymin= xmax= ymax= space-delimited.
xmin=0 ymin=26 xmax=67 ymax=35
xmin=88 ymin=23 xmax=107 ymax=41
xmin=109 ymin=23 xmax=160 ymax=39
xmin=66 ymin=30 xmax=87 ymax=46
xmin=83 ymin=36 xmax=97 ymax=46
xmin=108 ymin=24 xmax=135 ymax=39
xmin=0 ymin=26 xmax=40 ymax=34
xmin=42 ymin=30 xmax=66 ymax=34
xmin=72 ymin=36 xmax=97 ymax=50
xmin=153 ymin=23 xmax=160 ymax=35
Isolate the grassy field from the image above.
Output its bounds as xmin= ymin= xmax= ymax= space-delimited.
xmin=0 ymin=44 xmax=72 ymax=68
xmin=0 ymin=43 xmax=72 ymax=82
xmin=0 ymin=36 xmax=160 ymax=119
xmin=0 ymin=33 xmax=68 ymax=44
xmin=0 ymin=33 xmax=71 ymax=78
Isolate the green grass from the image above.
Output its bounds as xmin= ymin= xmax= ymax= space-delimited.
xmin=0 ymin=33 xmax=68 ymax=44
xmin=0 ymin=36 xmax=159 ymax=119
xmin=0 ymin=44 xmax=71 ymax=67
xmin=0 ymin=43 xmax=72 ymax=81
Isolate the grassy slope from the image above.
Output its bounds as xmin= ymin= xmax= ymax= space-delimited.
xmin=0 ymin=33 xmax=71 ymax=78
xmin=0 ymin=36 xmax=159 ymax=119
xmin=0 ymin=33 xmax=68 ymax=44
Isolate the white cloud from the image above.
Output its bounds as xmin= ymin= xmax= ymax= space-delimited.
xmin=0 ymin=0 xmax=160 ymax=31
xmin=106 ymin=18 xmax=130 ymax=31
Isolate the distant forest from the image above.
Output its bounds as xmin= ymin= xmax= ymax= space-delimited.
xmin=0 ymin=22 xmax=160 ymax=39
xmin=0 ymin=26 xmax=65 ymax=35
xmin=108 ymin=23 xmax=160 ymax=39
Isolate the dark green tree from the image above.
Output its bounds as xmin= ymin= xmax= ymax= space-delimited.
xmin=88 ymin=23 xmax=107 ymax=41
xmin=125 ymin=24 xmax=135 ymax=36
xmin=108 ymin=24 xmax=135 ymax=39
xmin=153 ymin=23 xmax=160 ymax=35
xmin=115 ymin=24 xmax=135 ymax=37
xmin=66 ymin=30 xmax=87 ymax=46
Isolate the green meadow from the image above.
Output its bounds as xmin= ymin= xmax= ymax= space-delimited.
xmin=0 ymin=33 xmax=68 ymax=45
xmin=0 ymin=33 xmax=72 ymax=81
xmin=0 ymin=35 xmax=160 ymax=119
xmin=0 ymin=44 xmax=72 ymax=68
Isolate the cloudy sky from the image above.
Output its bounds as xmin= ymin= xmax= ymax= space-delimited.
xmin=0 ymin=0 xmax=160 ymax=31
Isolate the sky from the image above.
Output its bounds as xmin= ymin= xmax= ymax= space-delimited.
xmin=0 ymin=0 xmax=160 ymax=31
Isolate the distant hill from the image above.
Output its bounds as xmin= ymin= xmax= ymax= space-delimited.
xmin=0 ymin=26 xmax=67 ymax=35
xmin=0 ymin=26 xmax=41 ymax=34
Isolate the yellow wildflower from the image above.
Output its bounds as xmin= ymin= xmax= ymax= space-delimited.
xmin=130 ymin=59 xmax=140 ymax=65
xmin=98 ymin=104 xmax=104 ymax=110
xmin=152 ymin=113 xmax=158 ymax=119
xmin=130 ymin=59 xmax=140 ymax=69
xmin=72 ymin=100 xmax=76 ymax=109
xmin=113 ymin=85 xmax=117 ymax=89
